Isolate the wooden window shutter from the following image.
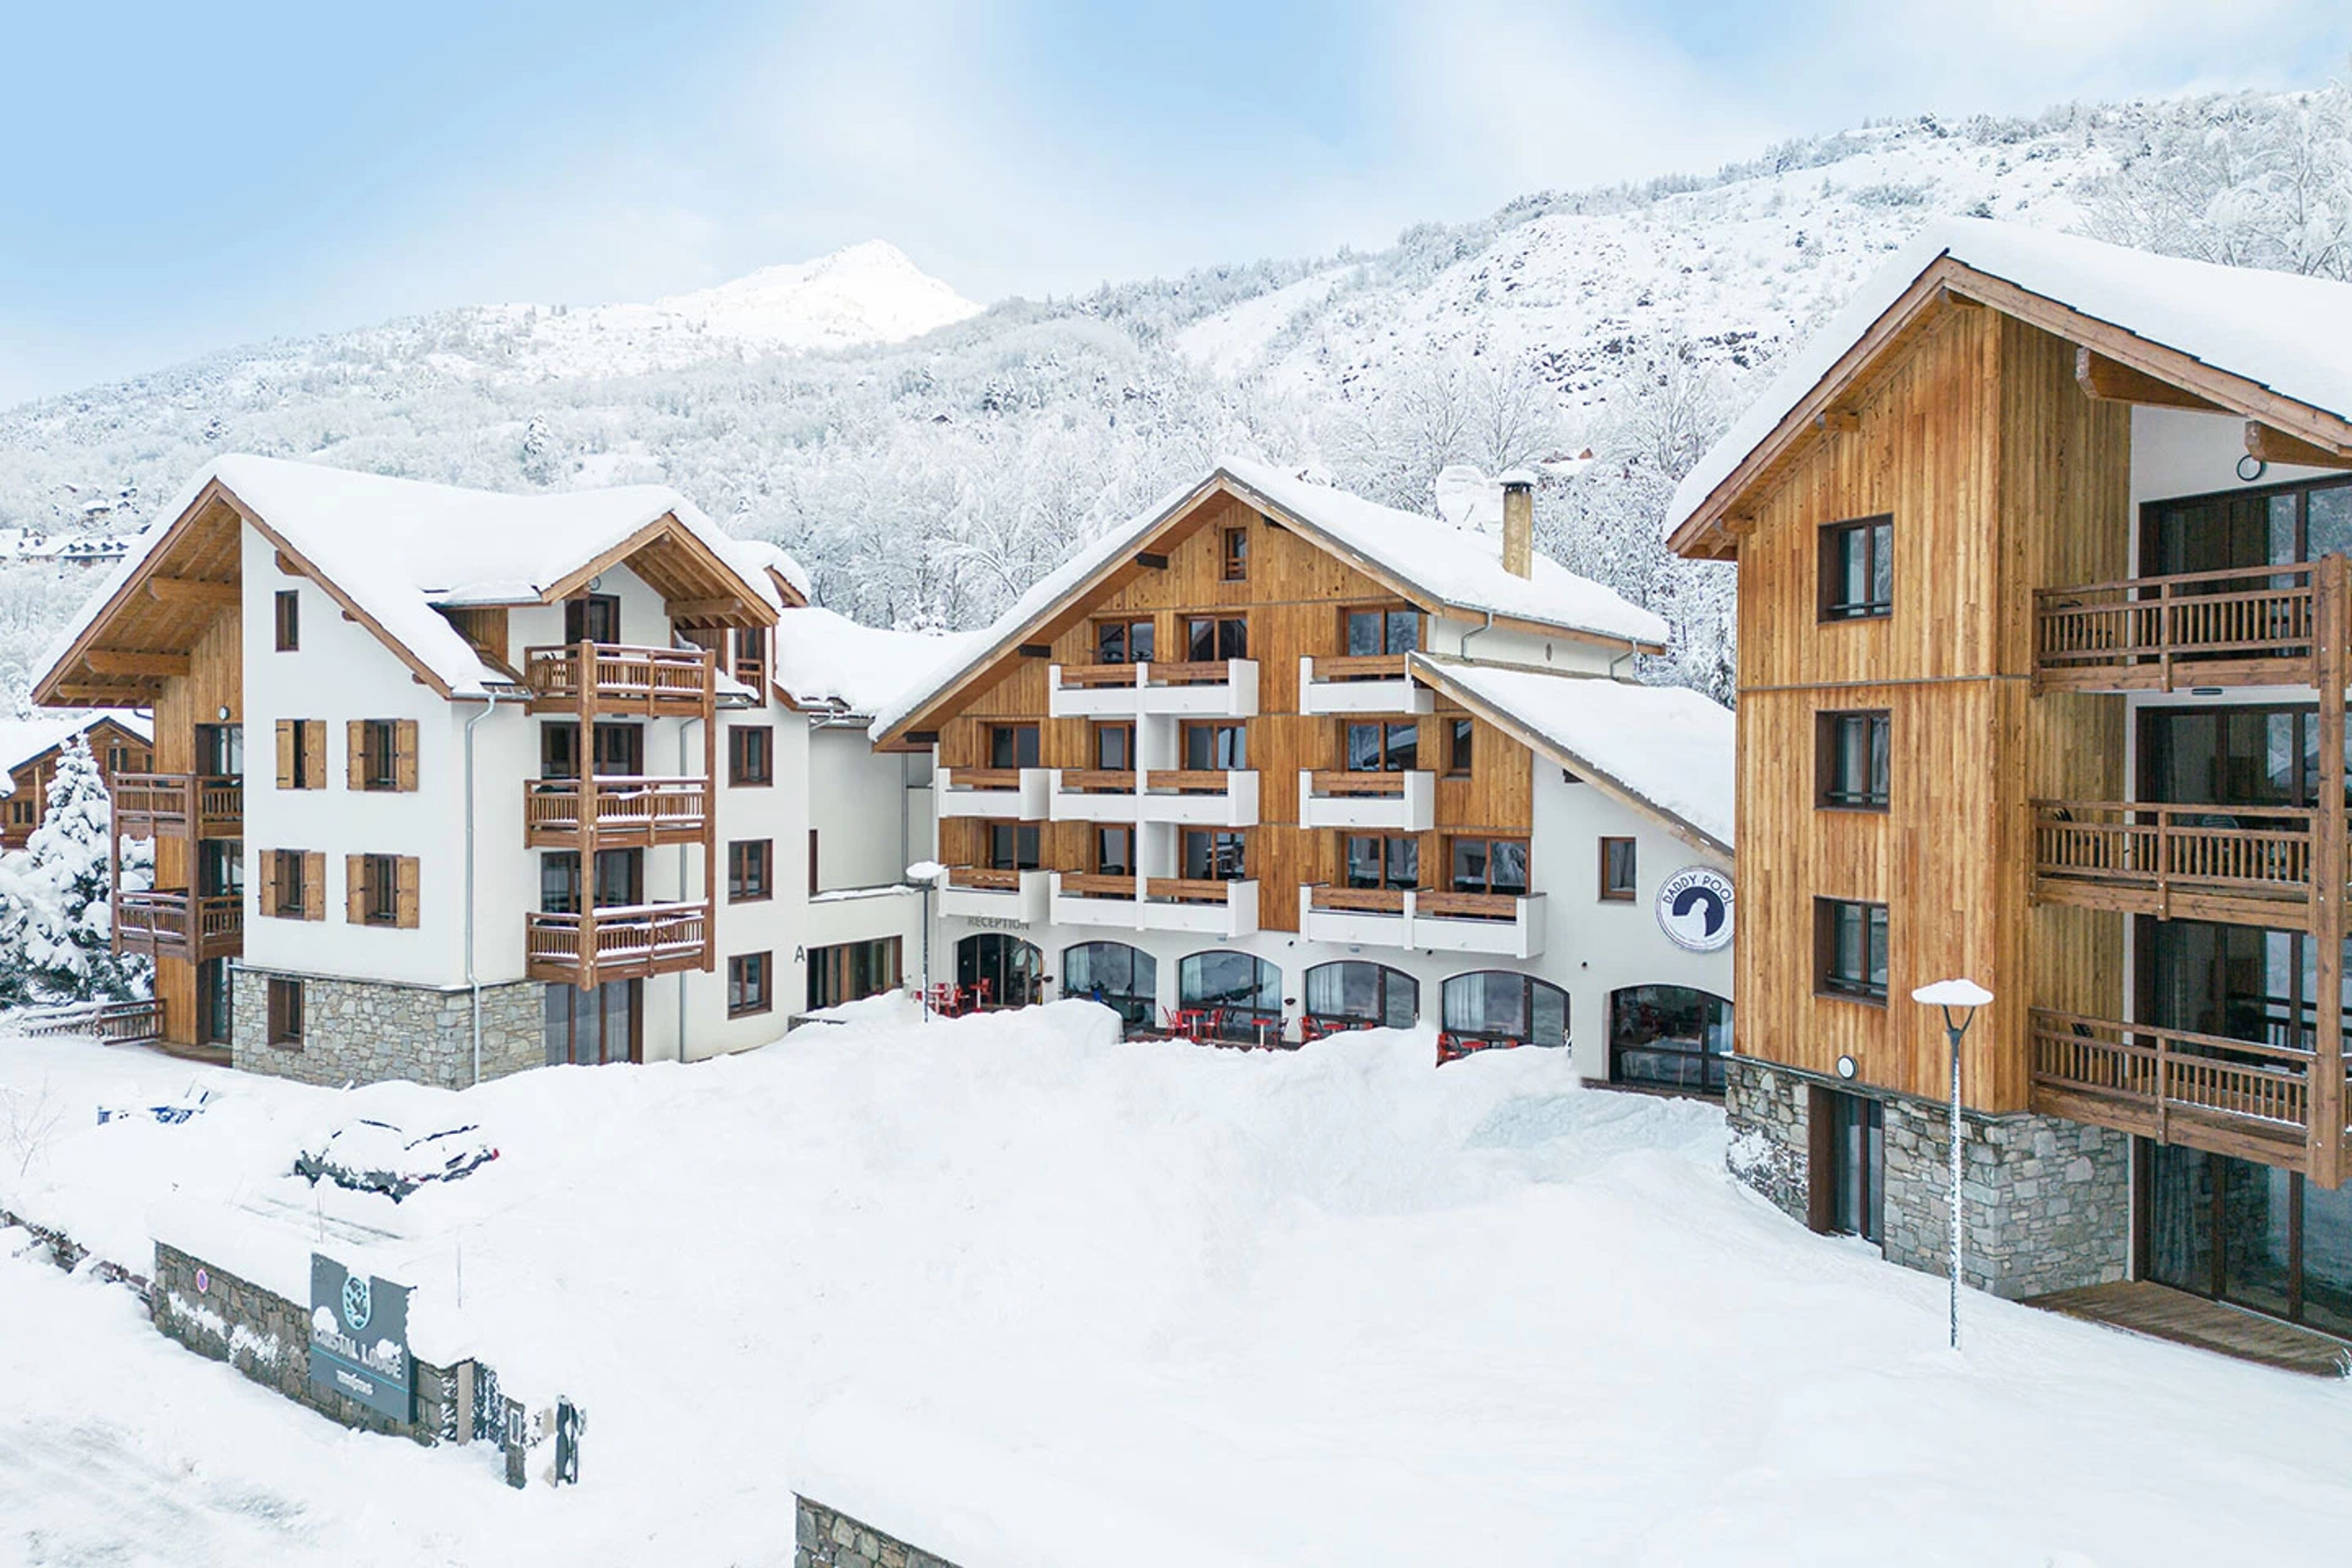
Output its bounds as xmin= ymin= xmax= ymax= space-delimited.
xmin=345 ymin=854 xmax=368 ymax=924
xmin=304 ymin=852 xmax=326 ymax=921
xmin=258 ymin=853 xmax=279 ymax=919
xmin=395 ymin=720 xmax=419 ymax=791
xmin=345 ymin=722 xmax=365 ymax=790
xmin=396 ymin=856 xmax=420 ymax=928
xmin=275 ymin=721 xmax=296 ymax=790
xmin=303 ymin=725 xmax=326 ymax=791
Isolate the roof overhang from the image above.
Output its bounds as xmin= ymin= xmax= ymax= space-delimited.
xmin=1667 ymin=253 xmax=2352 ymax=562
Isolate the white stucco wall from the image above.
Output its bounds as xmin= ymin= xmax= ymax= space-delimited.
xmin=1423 ymin=613 xmax=1626 ymax=674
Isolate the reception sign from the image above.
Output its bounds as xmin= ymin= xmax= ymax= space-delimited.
xmin=308 ymin=1253 xmax=414 ymax=1422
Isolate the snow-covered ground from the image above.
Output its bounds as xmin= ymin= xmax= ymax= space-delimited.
xmin=5 ymin=1006 xmax=2351 ymax=1566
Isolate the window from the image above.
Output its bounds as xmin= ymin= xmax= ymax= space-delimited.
xmin=1182 ymin=722 xmax=1247 ymax=771
xmin=729 ymin=627 xmax=767 ymax=688
xmin=1222 ymin=526 xmax=1250 ymax=582
xmin=1093 ymin=723 xmax=1133 ymax=771
xmin=274 ymin=590 xmax=300 ymax=652
xmin=1343 ymin=832 xmax=1419 ymax=889
xmin=1450 ymin=836 xmax=1530 ymax=897
xmin=1178 ymin=951 xmax=1283 ymax=1043
xmin=1344 ymin=720 xmax=1418 ymax=773
xmin=1186 ymin=616 xmax=1248 ymax=662
xmin=350 ymin=718 xmax=417 ymax=792
xmin=986 ymin=821 xmax=1041 ymax=871
xmin=545 ymin=978 xmax=641 ymax=1066
xmin=1600 ymin=837 xmax=1638 ymax=902
xmin=1441 ymin=971 xmax=1569 ymax=1047
xmin=1447 ymin=717 xmax=1474 ymax=777
xmin=728 ymin=725 xmax=773 ymax=786
xmin=198 ymin=957 xmax=233 ymax=1047
xmin=728 ymin=952 xmax=773 ymax=1017
xmin=1810 ymin=1087 xmax=1885 ymax=1243
xmin=275 ymin=719 xmax=325 ymax=790
xmin=1095 ymin=826 xmax=1133 ymax=876
xmin=1063 ymin=941 xmax=1158 ymax=1033
xmin=728 ymin=839 xmax=772 ymax=902
xmin=262 ymin=849 xmax=320 ymax=921
xmin=349 ymin=853 xmax=409 ymax=927
xmin=807 ymin=937 xmax=902 ymax=1011
xmin=989 ymin=724 xmax=1041 ymax=769
xmin=956 ymin=933 xmax=1043 ymax=1009
xmin=1816 ymin=898 xmax=1890 ymax=1003
xmin=564 ymin=593 xmax=621 ymax=644
xmin=7 ymin=800 xmax=29 ymax=827
xmin=1095 ymin=619 xmax=1155 ymax=665
xmin=1817 ymin=710 xmax=1891 ymax=811
xmin=1610 ymin=987 xmax=1734 ymax=1093
xmin=266 ymin=978 xmax=304 ymax=1049
xmin=1819 ymin=514 xmax=1894 ymax=621
xmin=809 ymin=828 xmax=820 ymax=897
xmin=543 ymin=721 xmax=643 ymax=780
xmin=1182 ymin=829 xmax=1248 ymax=881
xmin=540 ymin=851 xmax=581 ymax=915
xmin=1344 ymin=607 xmax=1420 ymax=657
xmin=196 ymin=722 xmax=242 ymax=777
xmin=1305 ymin=962 xmax=1419 ymax=1031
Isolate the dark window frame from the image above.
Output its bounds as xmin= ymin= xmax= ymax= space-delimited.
xmin=1815 ymin=709 xmax=1892 ymax=812
xmin=360 ymin=852 xmax=401 ymax=926
xmin=728 ymin=725 xmax=774 ymax=786
xmin=1447 ymin=717 xmax=1474 ymax=777
xmin=564 ymin=593 xmax=622 ymax=645
xmin=1343 ymin=605 xmax=1422 ymax=659
xmin=1181 ymin=827 xmax=1248 ymax=881
xmin=1093 ymin=617 xmax=1156 ymax=665
xmin=728 ymin=839 xmax=774 ymax=903
xmin=1815 ymin=897 xmax=1891 ymax=1005
xmin=1221 ymin=525 xmax=1250 ymax=582
xmin=266 ymin=976 xmax=304 ymax=1049
xmin=1449 ymin=835 xmax=1531 ymax=897
xmin=1343 ymin=719 xmax=1419 ymax=774
xmin=1818 ymin=514 xmax=1894 ymax=622
xmin=988 ymin=723 xmax=1041 ymax=770
xmin=1341 ymin=831 xmax=1420 ymax=890
xmin=1599 ymin=836 xmax=1638 ymax=902
xmin=1185 ymin=614 xmax=1248 ymax=663
xmin=272 ymin=848 xmax=308 ymax=919
xmin=728 ymin=952 xmax=774 ymax=1019
xmin=274 ymin=589 xmax=300 ymax=652
xmin=986 ymin=820 xmax=1041 ymax=872
xmin=1094 ymin=825 xmax=1133 ymax=876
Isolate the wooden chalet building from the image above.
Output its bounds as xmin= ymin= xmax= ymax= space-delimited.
xmin=1668 ymin=218 xmax=2352 ymax=1327
xmin=0 ymin=712 xmax=154 ymax=850
xmin=875 ymin=459 xmax=1736 ymax=1084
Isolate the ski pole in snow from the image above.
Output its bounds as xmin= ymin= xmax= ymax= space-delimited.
xmin=1912 ymin=978 xmax=1989 ymax=1352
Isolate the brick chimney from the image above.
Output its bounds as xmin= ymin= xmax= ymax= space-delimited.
xmin=1499 ymin=469 xmax=1536 ymax=578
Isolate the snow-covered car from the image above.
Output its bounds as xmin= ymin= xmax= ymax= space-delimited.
xmin=293 ymin=1118 xmax=499 ymax=1201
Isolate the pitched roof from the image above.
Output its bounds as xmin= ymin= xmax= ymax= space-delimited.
xmin=0 ymin=713 xmax=153 ymax=796
xmin=871 ymin=460 xmax=1667 ymax=741
xmin=1406 ymin=656 xmax=1733 ymax=855
xmin=1667 ymin=219 xmax=2352 ymax=555
xmin=38 ymin=456 xmax=802 ymax=703
xmin=771 ymin=608 xmax=984 ymax=720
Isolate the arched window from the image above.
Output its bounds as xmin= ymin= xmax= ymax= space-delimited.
xmin=1303 ymin=961 xmax=1418 ymax=1033
xmin=1178 ymin=951 xmax=1283 ymax=1044
xmin=1440 ymin=971 xmax=1568 ymax=1051
xmin=956 ymin=933 xmax=1042 ymax=1009
xmin=1610 ymin=987 xmax=1733 ymax=1093
xmin=1063 ymin=942 xmax=1157 ymax=1033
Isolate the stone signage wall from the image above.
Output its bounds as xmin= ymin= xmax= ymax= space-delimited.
xmin=1724 ymin=1054 xmax=2131 ymax=1298
xmin=797 ymin=1497 xmax=964 ymax=1568
xmin=232 ymin=970 xmax=540 ymax=1089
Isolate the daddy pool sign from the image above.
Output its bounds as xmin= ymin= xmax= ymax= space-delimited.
xmin=1656 ymin=865 xmax=1735 ymax=953
xmin=308 ymin=1253 xmax=414 ymax=1422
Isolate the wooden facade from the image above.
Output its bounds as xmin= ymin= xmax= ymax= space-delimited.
xmin=1 ymin=717 xmax=154 ymax=850
xmin=925 ymin=491 xmax=1536 ymax=927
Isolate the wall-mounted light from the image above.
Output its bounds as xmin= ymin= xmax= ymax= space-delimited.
xmin=2238 ymin=454 xmax=2268 ymax=483
xmin=1836 ymin=1054 xmax=1858 ymax=1079
xmin=217 ymin=705 xmax=231 ymax=722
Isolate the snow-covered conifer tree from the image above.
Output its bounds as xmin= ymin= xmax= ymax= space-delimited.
xmin=0 ymin=736 xmax=150 ymax=1003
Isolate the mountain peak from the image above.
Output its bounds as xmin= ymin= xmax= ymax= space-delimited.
xmin=654 ymin=241 xmax=982 ymax=351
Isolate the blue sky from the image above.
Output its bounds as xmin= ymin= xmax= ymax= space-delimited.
xmin=0 ymin=0 xmax=2343 ymax=404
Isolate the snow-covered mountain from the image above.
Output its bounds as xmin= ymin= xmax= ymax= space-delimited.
xmin=0 ymin=85 xmax=2340 ymax=708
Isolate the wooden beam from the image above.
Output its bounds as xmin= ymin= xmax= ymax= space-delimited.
xmin=1937 ymin=285 xmax=1982 ymax=309
xmin=85 ymin=650 xmax=189 ymax=678
xmin=1133 ymin=551 xmax=1169 ymax=570
xmin=145 ymin=578 xmax=239 ymax=609
xmin=1814 ymin=408 xmax=1861 ymax=434
xmin=1017 ymin=643 xmax=1052 ymax=658
xmin=665 ymin=597 xmax=744 ymax=622
xmin=273 ymin=550 xmax=307 ymax=579
xmin=2075 ymin=348 xmax=2220 ymax=410
xmin=2247 ymin=422 xmax=2352 ymax=471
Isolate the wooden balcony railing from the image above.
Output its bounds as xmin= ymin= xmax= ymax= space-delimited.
xmin=1307 ymin=769 xmax=1406 ymax=797
xmin=522 ymin=643 xmax=715 ymax=715
xmin=1311 ymin=653 xmax=1410 ymax=681
xmin=2030 ymin=1008 xmax=2317 ymax=1167
xmin=524 ymin=776 xmax=710 ymax=846
xmin=17 ymin=998 xmax=161 ymax=1043
xmin=111 ymin=773 xmax=241 ymax=840
xmin=1145 ymin=876 xmax=1240 ymax=905
xmin=1058 ymin=660 xmax=1237 ymax=687
xmin=1058 ymin=872 xmax=1137 ymax=899
xmin=1142 ymin=769 xmax=1234 ymax=793
xmin=525 ymin=900 xmax=710 ymax=986
xmin=943 ymin=766 xmax=1024 ymax=791
xmin=113 ymin=889 xmax=243 ymax=962
xmin=1311 ymin=885 xmax=1407 ymax=914
xmin=2030 ymin=800 xmax=2337 ymax=927
xmin=1415 ymin=891 xmax=1522 ymax=922
xmin=948 ymin=865 xmax=1022 ymax=891
xmin=1058 ymin=769 xmax=1136 ymax=793
xmin=2033 ymin=562 xmax=2329 ymax=692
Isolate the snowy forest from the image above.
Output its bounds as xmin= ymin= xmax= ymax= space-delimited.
xmin=0 ymin=80 xmax=2346 ymax=716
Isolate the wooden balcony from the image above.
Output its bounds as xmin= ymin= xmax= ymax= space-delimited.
xmin=1298 ymin=769 xmax=1434 ymax=831
xmin=1297 ymin=884 xmax=1544 ymax=958
xmin=113 ymin=889 xmax=242 ymax=963
xmin=1049 ymin=768 xmax=1259 ymax=826
xmin=1050 ymin=872 xmax=1261 ymax=937
xmin=1047 ymin=659 xmax=1259 ymax=719
xmin=936 ymin=766 xmax=1050 ymax=820
xmin=1297 ymin=654 xmax=1434 ymax=715
xmin=524 ymin=776 xmax=710 ymax=848
xmin=112 ymin=773 xmax=241 ymax=840
xmin=2033 ymin=562 xmax=2337 ymax=693
xmin=2030 ymin=1008 xmax=2335 ymax=1174
xmin=522 ymin=643 xmax=715 ymax=717
xmin=938 ymin=865 xmax=1049 ymax=924
xmin=2032 ymin=801 xmax=2338 ymax=929
xmin=526 ymin=900 xmax=711 ymax=986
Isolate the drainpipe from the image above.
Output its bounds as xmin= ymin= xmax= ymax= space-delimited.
xmin=1460 ymin=610 xmax=1498 ymax=662
xmin=678 ymin=712 xmax=703 ymax=1065
xmin=464 ymin=692 xmax=523 ymax=1088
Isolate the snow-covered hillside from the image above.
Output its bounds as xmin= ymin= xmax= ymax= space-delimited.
xmin=0 ymin=86 xmax=2340 ymax=709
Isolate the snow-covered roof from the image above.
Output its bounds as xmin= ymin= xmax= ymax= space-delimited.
xmin=872 ymin=461 xmax=1667 ymax=739
xmin=42 ymin=456 xmax=799 ymax=701
xmin=1668 ymin=218 xmax=2352 ymax=542
xmin=0 ymin=713 xmax=153 ymax=795
xmin=772 ymin=608 xmax=983 ymax=719
xmin=1408 ymin=657 xmax=1733 ymax=853
xmin=721 ymin=535 xmax=813 ymax=604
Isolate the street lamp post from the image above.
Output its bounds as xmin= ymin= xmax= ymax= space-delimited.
xmin=1911 ymin=977 xmax=1991 ymax=1351
xmin=906 ymin=861 xmax=949 ymax=1020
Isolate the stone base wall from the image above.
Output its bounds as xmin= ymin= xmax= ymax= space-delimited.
xmin=797 ymin=1497 xmax=963 ymax=1568
xmin=232 ymin=970 xmax=540 ymax=1088
xmin=1724 ymin=1055 xmax=2132 ymax=1299
xmin=150 ymin=1242 xmax=469 ymax=1444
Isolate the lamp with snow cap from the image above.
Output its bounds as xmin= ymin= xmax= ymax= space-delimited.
xmin=1912 ymin=976 xmax=1991 ymax=1351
